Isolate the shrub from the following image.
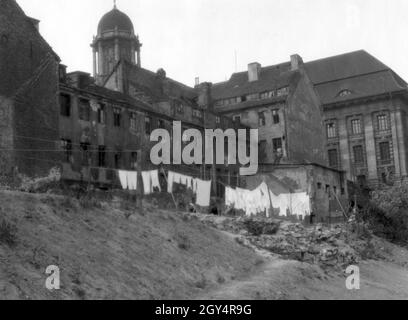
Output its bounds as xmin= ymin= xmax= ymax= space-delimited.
xmin=0 ymin=217 xmax=18 ymax=247
xmin=358 ymin=183 xmax=408 ymax=243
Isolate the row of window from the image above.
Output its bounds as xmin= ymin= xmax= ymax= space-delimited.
xmin=61 ymin=94 xmax=206 ymax=131
xmin=60 ymin=139 xmax=139 ymax=170
xmin=232 ymin=109 xmax=280 ymax=126
xmin=316 ymin=182 xmax=344 ymax=196
xmin=326 ymin=114 xmax=390 ymax=139
xmin=328 ymin=141 xmax=392 ymax=168
xmin=215 ymin=87 xmax=289 ymax=107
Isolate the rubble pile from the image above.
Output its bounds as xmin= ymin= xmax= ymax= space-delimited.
xmin=197 ymin=214 xmax=376 ymax=270
xmin=249 ymin=222 xmax=359 ymax=269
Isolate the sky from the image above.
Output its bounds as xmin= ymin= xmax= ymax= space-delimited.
xmin=16 ymin=0 xmax=408 ymax=87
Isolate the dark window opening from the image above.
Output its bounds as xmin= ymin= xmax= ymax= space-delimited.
xmin=113 ymin=108 xmax=121 ymax=127
xmin=131 ymin=152 xmax=138 ymax=169
xmin=114 ymin=153 xmax=121 ymax=169
xmin=258 ymin=112 xmax=266 ymax=126
xmin=60 ymin=139 xmax=72 ymax=162
xmin=98 ymin=146 xmax=106 ymax=167
xmin=353 ymin=145 xmax=364 ymax=164
xmin=79 ymin=99 xmax=91 ymax=121
xmin=259 ymin=140 xmax=267 ymax=163
xmin=273 ymin=138 xmax=283 ymax=153
xmin=379 ymin=141 xmax=391 ymax=163
xmin=317 ymin=182 xmax=322 ymax=189
xmin=357 ymin=175 xmax=366 ymax=187
xmin=145 ymin=116 xmax=151 ymax=135
xmin=328 ymin=149 xmax=338 ymax=167
xmin=272 ymin=110 xmax=280 ymax=124
xmin=97 ymin=104 xmax=106 ymax=124
xmin=80 ymin=142 xmax=91 ymax=166
xmin=60 ymin=94 xmax=71 ymax=117
xmin=158 ymin=119 xmax=165 ymax=129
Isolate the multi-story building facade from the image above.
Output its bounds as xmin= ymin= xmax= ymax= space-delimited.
xmin=213 ymin=50 xmax=408 ymax=188
xmin=305 ymin=50 xmax=408 ymax=187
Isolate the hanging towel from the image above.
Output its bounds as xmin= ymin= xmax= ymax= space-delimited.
xmin=196 ymin=179 xmax=212 ymax=207
xmin=142 ymin=171 xmax=152 ymax=195
xmin=167 ymin=171 xmax=175 ymax=193
xmin=150 ymin=170 xmax=161 ymax=192
xmin=118 ymin=170 xmax=128 ymax=190
xmin=128 ymin=171 xmax=138 ymax=191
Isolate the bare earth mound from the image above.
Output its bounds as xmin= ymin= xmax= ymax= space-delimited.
xmin=1 ymin=190 xmax=408 ymax=300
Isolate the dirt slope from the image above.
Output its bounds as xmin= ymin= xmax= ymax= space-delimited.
xmin=0 ymin=191 xmax=261 ymax=300
xmin=1 ymin=190 xmax=408 ymax=300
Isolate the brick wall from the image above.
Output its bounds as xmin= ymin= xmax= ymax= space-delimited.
xmin=0 ymin=0 xmax=60 ymax=178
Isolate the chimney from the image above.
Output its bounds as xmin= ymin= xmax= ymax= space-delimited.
xmin=195 ymin=77 xmax=200 ymax=87
xmin=197 ymin=82 xmax=213 ymax=111
xmin=67 ymin=71 xmax=92 ymax=89
xmin=290 ymin=54 xmax=304 ymax=71
xmin=248 ymin=62 xmax=261 ymax=82
xmin=27 ymin=17 xmax=40 ymax=32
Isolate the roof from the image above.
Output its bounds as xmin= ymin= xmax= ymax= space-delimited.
xmin=212 ymin=62 xmax=295 ymax=100
xmin=304 ymin=50 xmax=407 ymax=105
xmin=304 ymin=50 xmax=389 ymax=85
xmin=98 ymin=8 xmax=134 ymax=34
xmin=121 ymin=60 xmax=197 ymax=102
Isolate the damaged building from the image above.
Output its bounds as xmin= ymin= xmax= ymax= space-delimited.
xmin=1 ymin=0 xmax=408 ymax=221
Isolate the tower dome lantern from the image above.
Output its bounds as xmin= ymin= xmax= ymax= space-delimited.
xmin=91 ymin=2 xmax=142 ymax=85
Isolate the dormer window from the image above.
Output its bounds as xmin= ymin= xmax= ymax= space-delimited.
xmin=338 ymin=89 xmax=352 ymax=97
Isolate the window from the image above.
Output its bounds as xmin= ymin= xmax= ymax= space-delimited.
xmin=246 ymin=93 xmax=259 ymax=101
xmin=258 ymin=112 xmax=266 ymax=126
xmin=79 ymin=99 xmax=90 ymax=121
xmin=192 ymin=109 xmax=203 ymax=119
xmin=353 ymin=145 xmax=364 ymax=164
xmin=216 ymin=116 xmax=221 ymax=124
xmin=351 ymin=119 xmax=362 ymax=135
xmin=157 ymin=119 xmax=165 ymax=129
xmin=60 ymin=139 xmax=72 ymax=162
xmin=317 ymin=182 xmax=322 ymax=190
xmin=176 ymin=102 xmax=184 ymax=114
xmin=113 ymin=108 xmax=121 ymax=127
xmin=326 ymin=122 xmax=337 ymax=138
xmin=272 ymin=138 xmax=283 ymax=153
xmin=328 ymin=149 xmax=338 ymax=167
xmin=379 ymin=141 xmax=391 ymax=163
xmin=357 ymin=175 xmax=366 ymax=187
xmin=60 ymin=94 xmax=71 ymax=117
xmin=80 ymin=142 xmax=91 ymax=166
xmin=259 ymin=140 xmax=267 ymax=162
xmin=233 ymin=115 xmax=241 ymax=123
xmin=333 ymin=186 xmax=337 ymax=195
xmin=98 ymin=146 xmax=106 ymax=167
xmin=131 ymin=152 xmax=138 ymax=169
xmin=114 ymin=152 xmax=121 ymax=169
xmin=377 ymin=114 xmax=389 ymax=131
xmin=130 ymin=112 xmax=137 ymax=131
xmin=326 ymin=185 xmax=330 ymax=194
xmin=145 ymin=116 xmax=151 ymax=135
xmin=97 ymin=104 xmax=105 ymax=124
xmin=272 ymin=110 xmax=280 ymax=124
xmin=277 ymin=87 xmax=289 ymax=97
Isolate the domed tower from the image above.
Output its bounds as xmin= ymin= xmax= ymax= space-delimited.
xmin=91 ymin=2 xmax=142 ymax=84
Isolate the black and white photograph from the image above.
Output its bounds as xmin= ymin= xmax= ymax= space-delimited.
xmin=1 ymin=0 xmax=408 ymax=307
